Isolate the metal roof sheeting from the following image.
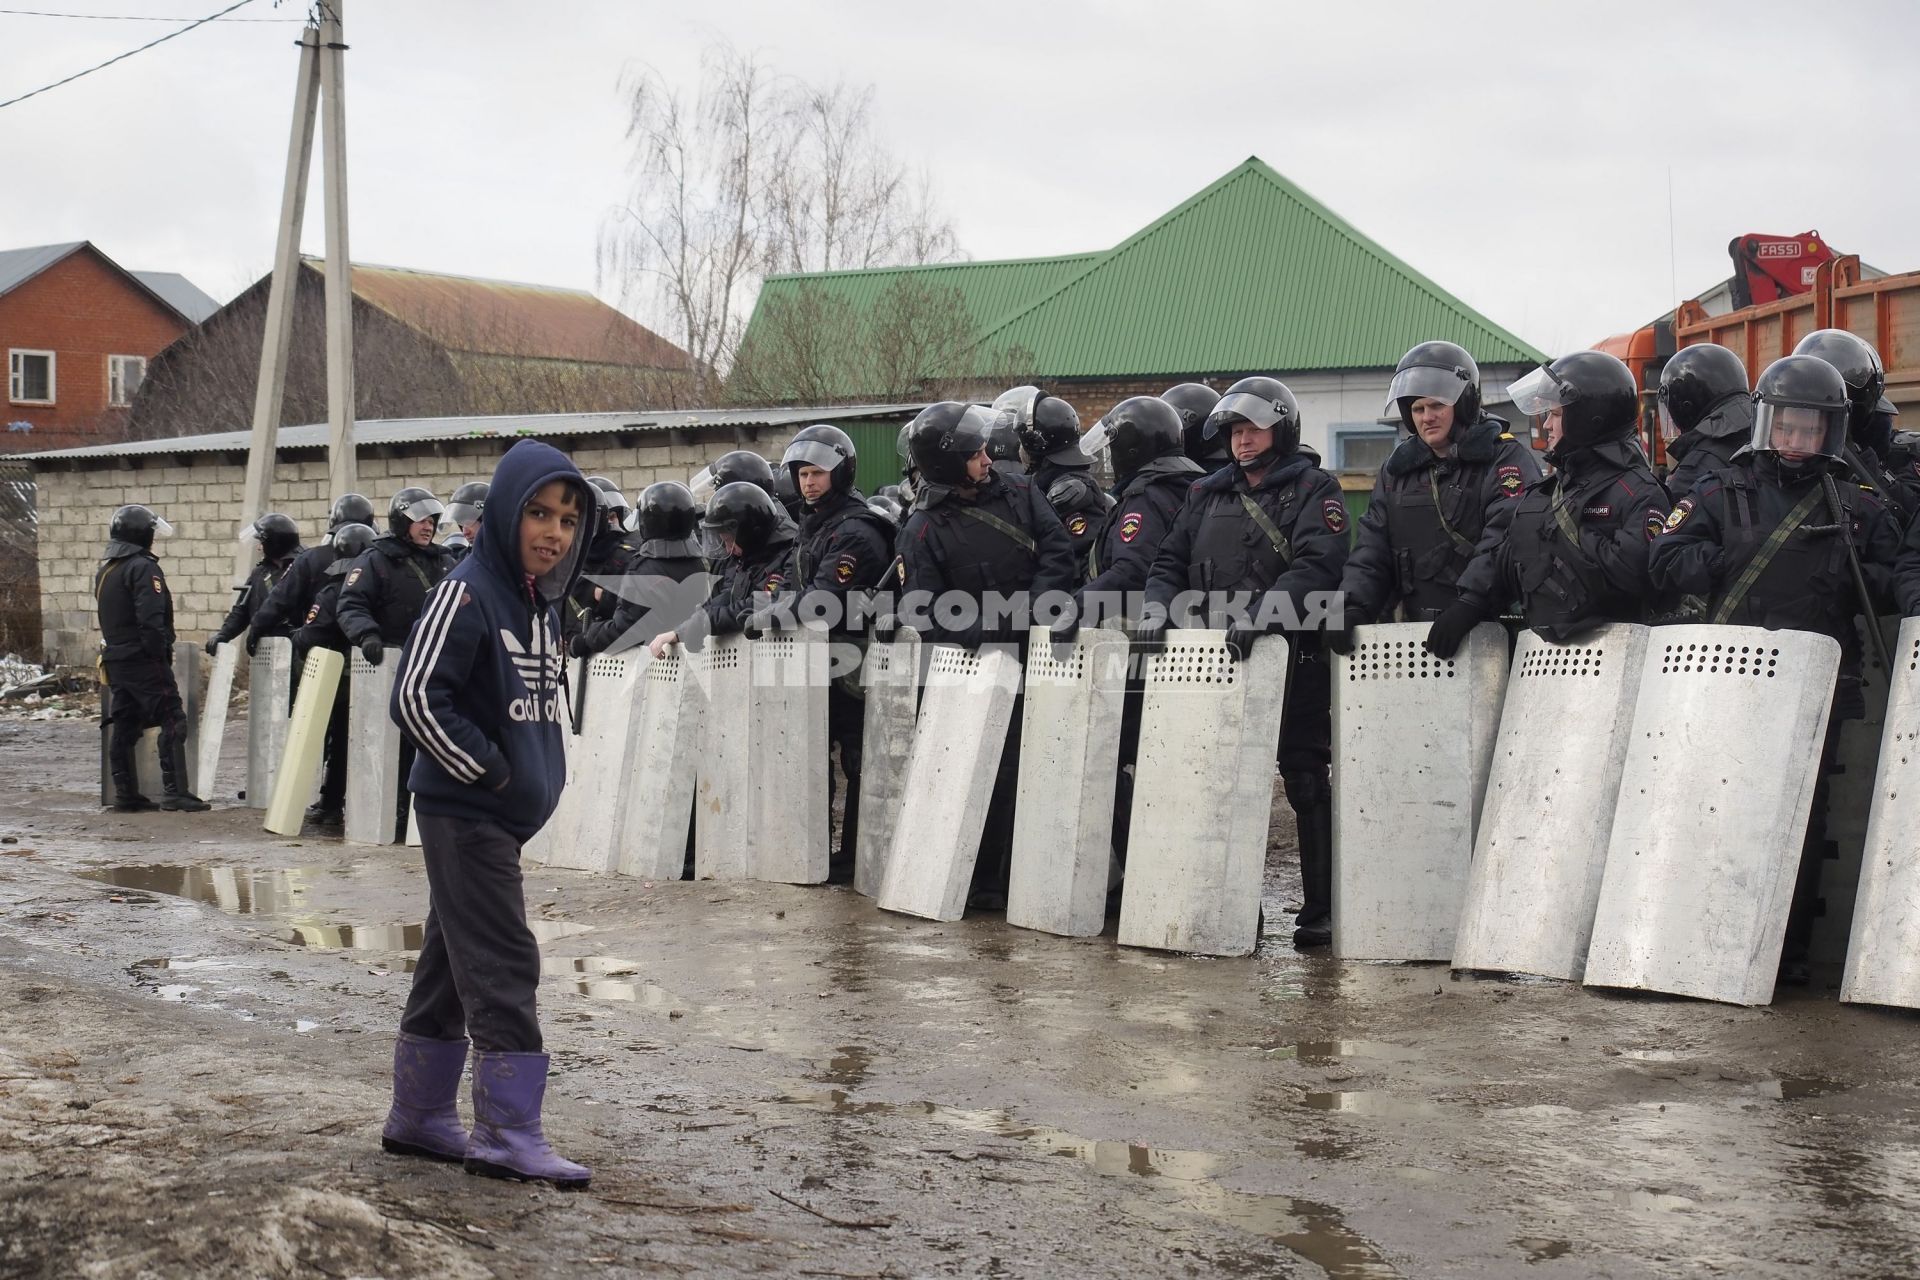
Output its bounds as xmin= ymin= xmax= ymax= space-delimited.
xmin=0 ymin=242 xmax=85 ymax=298
xmin=973 ymin=159 xmax=1546 ymax=376
xmin=0 ymin=241 xmax=219 ymax=326
xmin=131 ymin=271 xmax=220 ymax=324
xmin=11 ymin=404 xmax=922 ymax=464
xmin=748 ymin=252 xmax=1101 ymax=343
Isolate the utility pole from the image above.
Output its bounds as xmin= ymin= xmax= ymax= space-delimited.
xmin=236 ymin=2 xmax=355 ymax=585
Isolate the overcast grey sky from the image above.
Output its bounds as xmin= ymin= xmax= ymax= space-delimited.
xmin=2 ymin=0 xmax=1915 ymax=360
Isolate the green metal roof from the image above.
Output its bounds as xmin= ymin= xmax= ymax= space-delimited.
xmin=736 ymin=157 xmax=1545 ymax=393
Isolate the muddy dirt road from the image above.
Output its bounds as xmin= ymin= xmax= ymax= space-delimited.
xmin=2 ymin=710 xmax=1918 ymax=1278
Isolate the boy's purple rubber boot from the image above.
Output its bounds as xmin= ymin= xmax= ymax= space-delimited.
xmin=380 ymin=1033 xmax=471 ymax=1163
xmin=464 ymin=1051 xmax=591 ymax=1189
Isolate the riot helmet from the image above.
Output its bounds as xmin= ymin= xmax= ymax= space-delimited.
xmin=445 ymin=481 xmax=489 ymax=532
xmin=442 ymin=531 xmax=469 ymax=554
xmin=1657 ymin=343 xmax=1749 ymax=441
xmin=387 ymin=487 xmax=444 ymax=539
xmin=1203 ymin=376 xmax=1302 ymax=455
xmin=771 ymin=466 xmax=804 ymax=518
xmin=1385 ymin=341 xmax=1481 ymax=432
xmin=1751 ymin=355 xmax=1849 ymax=462
xmin=1162 ymin=382 xmax=1226 ymax=465
xmin=327 ymin=492 xmax=375 ymax=532
xmin=906 ymin=401 xmax=997 ymax=487
xmin=783 ymin=424 xmax=858 ymax=497
xmin=110 ymin=504 xmax=173 ymax=549
xmin=586 ymin=476 xmax=631 ymax=530
xmin=699 ymin=481 xmax=780 ymax=556
xmin=992 ymin=385 xmax=1084 ymax=463
xmin=1080 ymin=396 xmax=1183 ymax=482
xmin=1792 ymin=328 xmax=1890 ymax=427
xmin=867 ymin=494 xmax=905 ymax=525
xmin=1507 ymin=351 xmax=1638 ymax=448
xmin=688 ymin=449 xmax=777 ymax=505
xmin=326 ymin=521 xmax=377 ymax=573
xmin=637 ymin=481 xmax=698 ymax=542
xmin=986 ymin=414 xmax=1023 ymax=464
xmin=875 ymin=483 xmax=905 ymax=504
xmin=246 ymin=512 xmax=301 ymax=560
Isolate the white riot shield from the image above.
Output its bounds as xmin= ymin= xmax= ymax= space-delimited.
xmin=246 ymin=637 xmax=294 ymax=809
xmin=1118 ymin=630 xmax=1290 ymax=958
xmin=1332 ymin=622 xmax=1509 ymax=962
xmin=1007 ymin=628 xmax=1128 ymax=938
xmin=544 ymin=652 xmax=645 ymax=873
xmin=1843 ymin=617 xmax=1920 ymax=1009
xmin=173 ymin=643 xmax=200 ymax=791
xmin=853 ymin=629 xmax=923 ymax=898
xmin=692 ymin=635 xmax=752 ymax=879
xmin=1452 ymin=624 xmax=1651 ymax=980
xmin=345 ymin=653 xmax=401 ymax=845
xmin=133 ymin=727 xmax=163 ymax=800
xmin=615 ymin=648 xmax=702 ymax=881
xmin=264 ymin=647 xmax=344 ymax=836
xmin=1584 ymin=627 xmax=1840 ymax=1005
xmin=877 ymin=643 xmax=1023 ymax=922
xmin=196 ymin=641 xmax=240 ymax=802
xmin=1814 ymin=615 xmax=1900 ymax=963
xmin=405 ymin=797 xmax=422 ymax=847
xmin=746 ymin=628 xmax=830 ymax=884
xmin=521 ymin=655 xmax=584 ymax=867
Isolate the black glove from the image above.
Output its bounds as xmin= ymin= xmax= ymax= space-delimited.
xmin=1049 ymin=602 xmax=1081 ymax=644
xmin=1325 ymin=607 xmax=1367 ymax=657
xmin=1423 ymin=601 xmax=1483 ymax=659
xmin=1132 ymin=616 xmax=1170 ymax=649
xmin=1224 ymin=623 xmax=1265 ymax=661
xmin=244 ymin=632 xmax=259 ymax=657
xmin=203 ymin=636 xmax=220 ymax=656
xmin=360 ymin=637 xmax=385 ymax=666
xmin=566 ymin=631 xmax=595 ymax=659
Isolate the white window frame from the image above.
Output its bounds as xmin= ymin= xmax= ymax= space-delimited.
xmin=108 ymin=354 xmax=147 ymax=408
xmin=8 ymin=349 xmax=55 ymax=405
xmin=1327 ymin=422 xmax=1398 ymax=472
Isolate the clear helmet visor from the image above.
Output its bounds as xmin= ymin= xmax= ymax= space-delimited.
xmin=688 ymin=466 xmax=718 ymax=503
xmin=1078 ymin=416 xmax=1116 ymax=459
xmin=445 ymin=502 xmax=482 ymax=528
xmin=398 ymin=498 xmax=445 ymax=524
xmin=1202 ymin=391 xmax=1288 ymax=440
xmin=237 ymin=520 xmax=262 ymax=545
xmin=151 ymin=515 xmax=175 ymax=541
xmin=1507 ymin=365 xmax=1575 ymax=418
xmin=989 ymin=385 xmax=1040 ymax=433
xmin=1656 ymin=398 xmax=1681 ymax=444
xmin=783 ymin=439 xmax=845 ymax=473
xmin=1383 ymin=365 xmax=1470 ymax=414
xmin=1753 ymin=402 xmax=1847 ymax=459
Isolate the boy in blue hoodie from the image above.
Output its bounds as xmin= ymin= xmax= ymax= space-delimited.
xmin=380 ymin=438 xmax=596 ymax=1190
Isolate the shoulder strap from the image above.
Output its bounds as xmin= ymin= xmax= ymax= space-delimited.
xmin=1710 ymin=485 xmax=1826 ymax=624
xmin=1238 ymin=494 xmax=1294 ymax=566
xmin=955 ymin=504 xmax=1037 ymax=553
xmin=1427 ymin=469 xmax=1479 ymax=556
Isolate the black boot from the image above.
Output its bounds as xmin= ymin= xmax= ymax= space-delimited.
xmin=107 ymin=722 xmax=156 ymax=812
xmin=1291 ymin=796 xmax=1332 ymax=950
xmin=158 ymin=736 xmax=210 ymax=812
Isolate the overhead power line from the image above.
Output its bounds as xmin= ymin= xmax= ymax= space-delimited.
xmin=0 ymin=6 xmax=297 ymax=18
xmin=0 ymin=0 xmax=278 ymax=112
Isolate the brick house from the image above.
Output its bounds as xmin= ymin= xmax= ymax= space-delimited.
xmin=129 ymin=260 xmax=697 ymax=441
xmin=738 ymin=157 xmax=1548 ymax=479
xmin=0 ymin=241 xmax=217 ymax=455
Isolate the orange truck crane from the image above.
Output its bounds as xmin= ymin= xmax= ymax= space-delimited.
xmin=1594 ymin=236 xmax=1918 ymax=470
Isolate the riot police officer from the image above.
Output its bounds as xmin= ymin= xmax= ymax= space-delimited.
xmin=1657 ymin=343 xmax=1753 ymax=499
xmin=1162 ymin=382 xmax=1229 ymax=472
xmin=784 ymin=424 xmax=896 ymax=882
xmin=208 ymin=513 xmax=303 ymax=656
xmin=1650 ymin=355 xmax=1901 ymax=985
xmin=293 ymin=521 xmax=377 ymax=827
xmin=1793 ymin=328 xmax=1920 ymax=522
xmin=993 ymin=385 xmax=1110 ymax=566
xmin=1143 ymin=377 xmax=1351 ymax=948
xmin=899 ymin=401 xmax=1079 ymax=908
xmin=249 ymin=493 xmax=376 ymax=644
xmin=444 ymin=481 xmax=488 ymax=560
xmin=1331 ymin=341 xmax=1542 ymax=648
xmin=95 ymin=504 xmax=208 ymax=812
xmin=568 ymin=477 xmax=642 ymax=641
xmin=1078 ymin=396 xmax=1204 ymax=619
xmin=647 ymin=482 xmax=800 ymax=655
xmin=574 ymin=481 xmax=711 ymax=657
xmin=1424 ymin=351 xmax=1669 ymax=657
xmin=337 ymin=487 xmax=457 ymax=840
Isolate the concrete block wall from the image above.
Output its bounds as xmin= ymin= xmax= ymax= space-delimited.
xmin=35 ymin=428 xmax=782 ymax=664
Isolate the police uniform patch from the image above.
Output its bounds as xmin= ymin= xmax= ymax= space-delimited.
xmin=345 ymin=567 xmax=363 ymax=588
xmin=897 ymin=560 xmax=907 ymax=584
xmin=305 ymin=602 xmax=321 ymax=624
xmin=833 ymin=554 xmax=858 ymax=584
xmin=152 ymin=577 xmax=164 ymax=593
xmin=1497 ymin=465 xmax=1524 ymax=498
xmin=763 ymin=572 xmax=786 ymax=592
xmin=1322 ymin=499 xmax=1347 ymax=534
xmin=1583 ymin=504 xmax=1612 ymax=519
xmin=1644 ymin=509 xmax=1667 ymax=540
xmin=1662 ymin=498 xmax=1694 ymax=532
xmin=1066 ymin=514 xmax=1088 ymax=536
xmin=1118 ymin=511 xmax=1144 ymax=544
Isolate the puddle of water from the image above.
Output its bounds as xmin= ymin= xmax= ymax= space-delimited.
xmin=153 ymin=984 xmax=198 ymax=1002
xmin=133 ymin=957 xmax=243 ymax=973
xmin=1300 ymin=1091 xmax=1449 ymax=1120
xmin=1265 ymin=1040 xmax=1421 ymax=1065
xmin=82 ymin=864 xmax=313 ymax=914
xmin=770 ymin=1088 xmax=1397 ymax=1277
xmin=1516 ymin=1237 xmax=1572 ymax=1262
xmin=294 ymin=1019 xmax=319 ymax=1033
xmin=1760 ymin=1077 xmax=1847 ymax=1101
xmin=1618 ymin=1048 xmax=1693 ymax=1062
xmin=1611 ymin=1190 xmax=1696 ymax=1212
